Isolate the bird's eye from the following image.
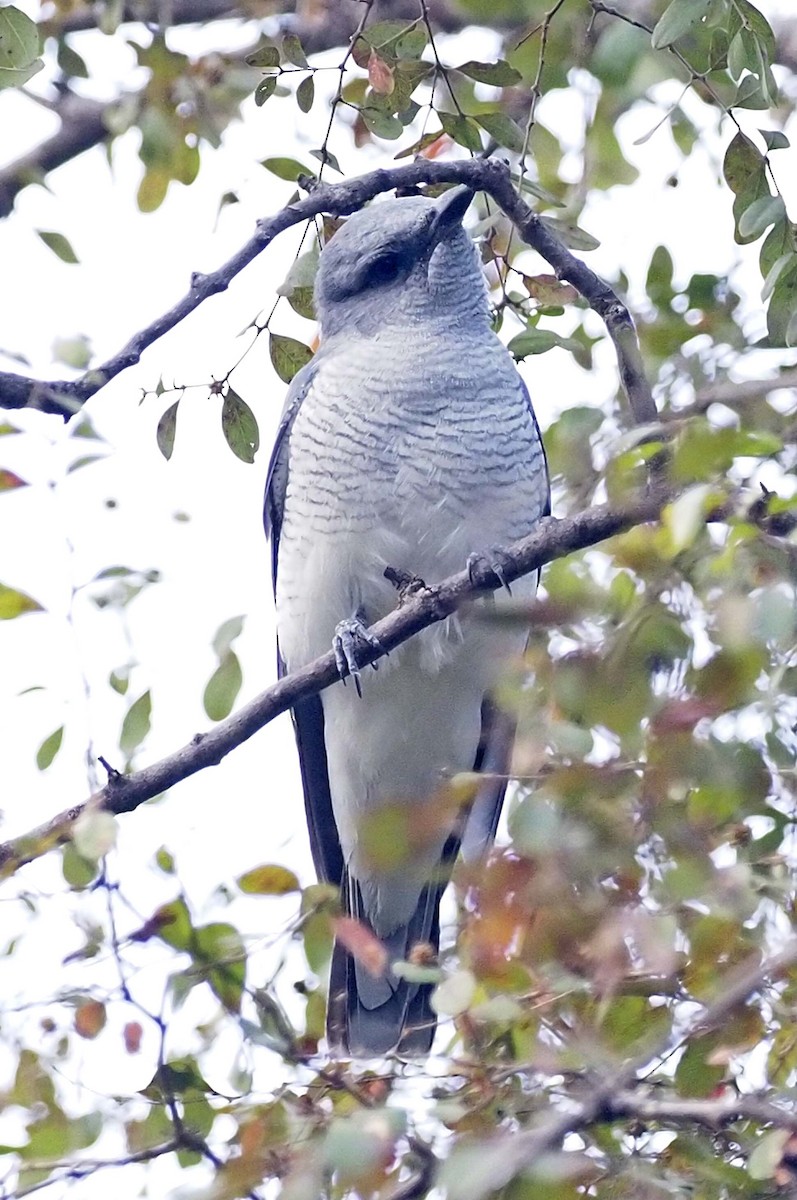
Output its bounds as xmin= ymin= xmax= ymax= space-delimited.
xmin=369 ymin=252 xmax=404 ymax=286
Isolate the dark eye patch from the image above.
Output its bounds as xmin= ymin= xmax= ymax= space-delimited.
xmin=367 ymin=251 xmax=405 ymax=287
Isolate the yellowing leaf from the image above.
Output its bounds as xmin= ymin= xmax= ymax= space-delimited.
xmin=237 ymin=865 xmax=300 ymax=895
xmin=0 ymin=582 xmax=43 ymax=619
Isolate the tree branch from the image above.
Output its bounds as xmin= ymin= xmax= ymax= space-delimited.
xmin=470 ymin=937 xmax=797 ymax=1189
xmin=0 ymin=158 xmax=650 ymax=426
xmin=0 ymin=95 xmax=110 ymax=221
xmin=0 ymin=490 xmax=667 ymax=880
xmin=609 ymin=1089 xmax=797 ymax=1133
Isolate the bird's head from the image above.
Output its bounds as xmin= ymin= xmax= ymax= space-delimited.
xmin=314 ymin=186 xmax=489 ymax=338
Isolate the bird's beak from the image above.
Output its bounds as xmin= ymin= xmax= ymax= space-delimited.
xmin=430 ymin=185 xmax=474 ymax=243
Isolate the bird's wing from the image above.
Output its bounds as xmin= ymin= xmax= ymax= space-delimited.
xmin=460 ymin=374 xmax=550 ymax=862
xmin=264 ymin=358 xmax=316 ymax=589
xmin=264 ymin=359 xmax=345 ymax=888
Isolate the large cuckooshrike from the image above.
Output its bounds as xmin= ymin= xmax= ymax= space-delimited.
xmin=264 ymin=186 xmax=549 ymax=1054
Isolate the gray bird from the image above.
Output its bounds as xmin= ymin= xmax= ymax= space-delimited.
xmin=264 ymin=186 xmax=549 ymax=1055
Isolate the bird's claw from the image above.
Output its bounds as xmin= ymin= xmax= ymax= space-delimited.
xmin=333 ymin=613 xmax=384 ymax=697
xmin=384 ymin=565 xmax=430 ymax=606
xmin=467 ymin=546 xmax=513 ymax=596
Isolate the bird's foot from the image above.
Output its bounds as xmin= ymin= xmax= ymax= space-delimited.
xmin=384 ymin=565 xmax=430 ymax=606
xmin=467 ymin=545 xmax=514 ymax=596
xmin=333 ymin=610 xmax=384 ymax=697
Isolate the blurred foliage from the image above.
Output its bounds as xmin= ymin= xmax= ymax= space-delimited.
xmin=1 ymin=0 xmax=797 ymax=1198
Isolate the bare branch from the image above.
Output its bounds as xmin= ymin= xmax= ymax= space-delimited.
xmin=610 ymin=1089 xmax=797 ymax=1133
xmin=0 ymin=158 xmax=651 ymax=427
xmin=0 ymin=490 xmax=667 ymax=879
xmin=685 ymin=367 xmax=797 ymax=415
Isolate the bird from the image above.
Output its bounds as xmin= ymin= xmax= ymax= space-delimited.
xmin=264 ymin=185 xmax=550 ymax=1055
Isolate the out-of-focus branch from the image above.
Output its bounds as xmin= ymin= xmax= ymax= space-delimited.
xmin=0 ymin=158 xmax=651 ymax=429
xmin=610 ymin=1090 xmax=797 ymax=1133
xmin=0 ymin=490 xmax=668 ymax=879
xmin=466 ymin=937 xmax=797 ymax=1191
xmin=0 ymin=95 xmax=109 ymax=220
xmin=691 ymin=367 xmax=797 ymax=415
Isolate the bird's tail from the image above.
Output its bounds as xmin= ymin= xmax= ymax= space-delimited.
xmin=326 ymin=874 xmax=442 ymax=1056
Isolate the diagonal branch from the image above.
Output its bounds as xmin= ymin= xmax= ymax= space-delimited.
xmin=466 ymin=937 xmax=797 ymax=1189
xmin=0 ymin=490 xmax=667 ymax=880
xmin=0 ymin=158 xmax=651 ymax=426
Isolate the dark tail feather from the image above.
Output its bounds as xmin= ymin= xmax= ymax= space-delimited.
xmin=326 ymin=876 xmax=443 ymax=1056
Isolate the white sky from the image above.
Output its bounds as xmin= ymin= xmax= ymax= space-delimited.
xmin=0 ymin=4 xmax=796 ymax=1194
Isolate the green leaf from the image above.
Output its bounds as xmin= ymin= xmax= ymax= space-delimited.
xmin=237 ymin=864 xmax=300 ymax=894
xmin=456 ymin=59 xmax=522 ymax=86
xmin=0 ymin=7 xmax=43 ymax=90
xmin=36 ymin=230 xmax=79 ymax=264
xmin=393 ymin=25 xmax=427 ymax=58
xmin=767 ymin=258 xmax=797 ymax=346
xmin=149 ymin=897 xmax=194 ymax=951
xmin=221 ymin=388 xmax=259 ymax=463
xmin=193 ymin=922 xmax=246 ymax=1012
xmin=156 ymin=399 xmax=179 ymax=460
xmin=540 ymin=216 xmax=600 ymax=251
xmin=508 ymin=328 xmax=582 ymax=357
xmin=394 ymin=128 xmax=447 ymax=159
xmin=737 ymin=193 xmax=785 ymax=240
xmin=761 ymin=129 xmax=789 ymax=151
xmin=748 ymin=1129 xmax=791 ymax=1181
xmin=36 ymin=726 xmax=63 ymax=771
xmin=651 ymin=0 xmax=712 ymax=49
xmin=762 ymin=251 xmax=796 ymax=301
xmin=246 ymin=43 xmax=280 ymax=68
xmin=260 ymin=156 xmax=313 ymax=182
xmin=437 ymin=111 xmax=483 ymax=152
xmin=475 ymin=110 xmax=526 ymax=154
xmin=0 ymin=582 xmax=42 ymax=619
xmin=62 ymin=844 xmax=98 ymax=890
xmin=281 ymin=33 xmax=308 ymax=68
xmin=296 ymin=74 xmax=314 ymax=113
xmin=56 ymin=39 xmax=88 ymax=79
xmin=254 ymin=76 xmax=277 ymax=106
xmin=212 ymin=615 xmax=244 ymax=658
xmin=202 ymin=650 xmax=242 ymax=721
xmin=309 ymin=147 xmax=343 ymax=173
xmin=722 ymin=130 xmax=765 ymax=196
xmin=360 ymin=103 xmax=406 ymax=140
xmin=119 ymin=690 xmax=152 ymax=757
xmin=269 ymin=333 xmax=313 ymax=384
